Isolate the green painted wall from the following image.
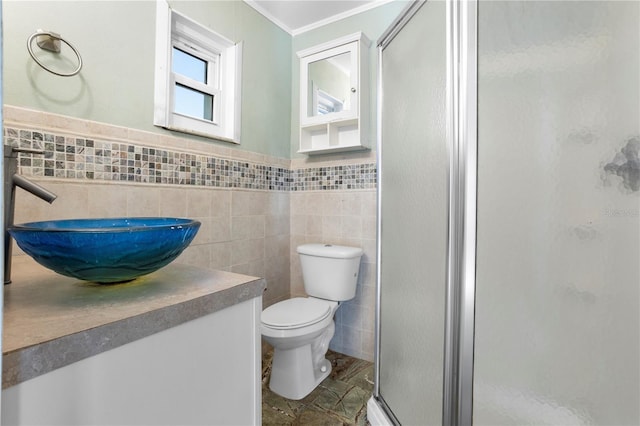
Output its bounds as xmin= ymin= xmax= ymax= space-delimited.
xmin=2 ymin=0 xmax=292 ymax=158
xmin=3 ymin=0 xmax=406 ymax=160
xmin=291 ymin=1 xmax=408 ymax=159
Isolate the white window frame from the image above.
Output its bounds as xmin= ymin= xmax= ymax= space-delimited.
xmin=154 ymin=0 xmax=242 ymax=143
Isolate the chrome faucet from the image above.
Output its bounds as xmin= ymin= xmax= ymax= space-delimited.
xmin=4 ymin=145 xmax=57 ymax=284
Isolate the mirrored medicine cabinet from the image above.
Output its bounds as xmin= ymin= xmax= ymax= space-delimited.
xmin=297 ymin=32 xmax=371 ymax=154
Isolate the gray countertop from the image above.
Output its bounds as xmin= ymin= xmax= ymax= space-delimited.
xmin=2 ymin=256 xmax=266 ymax=389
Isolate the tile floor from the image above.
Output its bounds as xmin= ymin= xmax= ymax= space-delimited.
xmin=262 ymin=349 xmax=374 ymax=425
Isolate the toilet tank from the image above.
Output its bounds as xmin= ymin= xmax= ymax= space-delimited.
xmin=297 ymin=244 xmax=363 ymax=301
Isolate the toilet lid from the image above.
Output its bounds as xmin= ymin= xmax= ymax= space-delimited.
xmin=262 ymin=298 xmax=333 ymax=330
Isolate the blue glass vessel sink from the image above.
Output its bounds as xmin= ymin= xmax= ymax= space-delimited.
xmin=9 ymin=217 xmax=201 ymax=284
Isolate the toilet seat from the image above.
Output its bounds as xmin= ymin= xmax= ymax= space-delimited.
xmin=262 ymin=297 xmax=333 ymax=330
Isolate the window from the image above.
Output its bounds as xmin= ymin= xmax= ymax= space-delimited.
xmin=154 ymin=1 xmax=242 ymax=143
xmin=315 ymin=88 xmax=344 ymax=115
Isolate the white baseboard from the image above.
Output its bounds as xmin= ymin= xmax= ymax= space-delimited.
xmin=367 ymin=396 xmax=393 ymax=426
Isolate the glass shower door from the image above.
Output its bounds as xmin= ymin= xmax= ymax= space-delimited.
xmin=376 ymin=1 xmax=448 ymax=424
xmin=474 ymin=1 xmax=640 ymax=424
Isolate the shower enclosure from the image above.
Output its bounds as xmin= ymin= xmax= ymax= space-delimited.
xmin=370 ymin=0 xmax=639 ymax=424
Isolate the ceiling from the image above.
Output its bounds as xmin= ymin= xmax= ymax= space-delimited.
xmin=245 ymin=0 xmax=391 ymax=35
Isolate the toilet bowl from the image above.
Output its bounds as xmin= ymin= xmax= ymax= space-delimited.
xmin=262 ymin=297 xmax=338 ymax=400
xmin=261 ymin=244 xmax=363 ymax=400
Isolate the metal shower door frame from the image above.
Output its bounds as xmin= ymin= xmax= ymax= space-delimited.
xmin=373 ymin=0 xmax=478 ymax=424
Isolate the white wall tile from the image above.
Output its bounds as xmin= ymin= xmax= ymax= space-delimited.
xmin=186 ymin=189 xmax=212 ymax=218
xmin=88 ymin=185 xmax=128 ymax=217
xmin=158 ymin=188 xmax=188 ymax=217
xmin=289 ymin=189 xmax=377 ymax=361
xmin=126 ymin=186 xmax=160 ymax=216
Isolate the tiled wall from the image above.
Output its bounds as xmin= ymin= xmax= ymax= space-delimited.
xmin=6 ymin=128 xmax=291 ymax=190
xmin=291 ymin=164 xmax=376 ymax=191
xmin=289 ymin=155 xmax=378 ymax=361
xmin=12 ymin=180 xmax=291 ymax=304
xmin=289 ymin=190 xmax=377 ymax=361
xmin=4 ymin=106 xmax=377 ymax=361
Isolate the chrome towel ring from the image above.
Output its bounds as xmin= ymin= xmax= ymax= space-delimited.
xmin=27 ymin=29 xmax=82 ymax=77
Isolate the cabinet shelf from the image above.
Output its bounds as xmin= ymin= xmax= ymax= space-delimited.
xmin=299 ymin=118 xmax=367 ymax=154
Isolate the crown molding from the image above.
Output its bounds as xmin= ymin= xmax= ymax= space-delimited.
xmin=244 ymin=0 xmax=294 ymax=35
xmin=243 ymin=0 xmax=395 ymax=37
xmin=292 ymin=0 xmax=395 ymax=36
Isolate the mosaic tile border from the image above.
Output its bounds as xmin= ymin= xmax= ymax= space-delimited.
xmin=4 ymin=127 xmax=377 ymax=192
xmin=291 ymin=164 xmax=377 ymax=191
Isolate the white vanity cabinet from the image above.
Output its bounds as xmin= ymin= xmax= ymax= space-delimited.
xmin=2 ymin=258 xmax=265 ymax=426
xmin=298 ymin=32 xmax=370 ymax=154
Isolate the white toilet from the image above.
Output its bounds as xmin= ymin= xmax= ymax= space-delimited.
xmin=261 ymin=243 xmax=363 ymax=400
